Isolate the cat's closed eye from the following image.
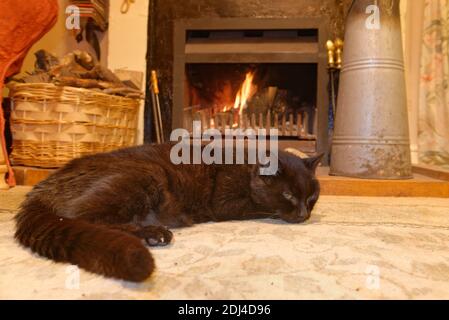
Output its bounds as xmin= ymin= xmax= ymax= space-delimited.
xmin=306 ymin=194 xmax=319 ymax=209
xmin=282 ymin=191 xmax=298 ymax=206
xmin=306 ymin=180 xmax=320 ymax=209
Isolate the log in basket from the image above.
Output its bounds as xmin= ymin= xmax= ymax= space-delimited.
xmin=8 ymin=83 xmax=140 ymax=168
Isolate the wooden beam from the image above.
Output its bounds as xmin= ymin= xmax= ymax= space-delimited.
xmin=13 ymin=166 xmax=54 ymax=187
xmin=413 ymin=164 xmax=449 ymax=182
xmin=318 ymin=167 xmax=449 ymax=198
xmin=12 ymin=164 xmax=449 ymax=198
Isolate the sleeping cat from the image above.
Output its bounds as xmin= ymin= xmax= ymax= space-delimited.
xmin=14 ymin=143 xmax=323 ymax=282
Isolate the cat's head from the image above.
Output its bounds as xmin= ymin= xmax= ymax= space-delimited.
xmin=250 ymin=150 xmax=323 ymax=223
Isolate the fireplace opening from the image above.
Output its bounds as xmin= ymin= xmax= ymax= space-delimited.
xmin=168 ymin=18 xmax=330 ymax=157
xmin=184 ymin=63 xmax=317 ymax=140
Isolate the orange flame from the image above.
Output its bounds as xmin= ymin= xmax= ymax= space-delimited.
xmin=233 ymin=71 xmax=256 ymax=115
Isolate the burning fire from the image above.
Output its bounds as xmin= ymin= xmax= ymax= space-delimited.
xmin=233 ymin=71 xmax=257 ymax=115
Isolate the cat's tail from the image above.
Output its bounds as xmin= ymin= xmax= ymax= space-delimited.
xmin=14 ymin=199 xmax=154 ymax=282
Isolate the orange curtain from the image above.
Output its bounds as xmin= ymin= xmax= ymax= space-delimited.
xmin=0 ymin=0 xmax=58 ymax=187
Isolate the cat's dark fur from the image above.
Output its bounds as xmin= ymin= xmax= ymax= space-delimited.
xmin=14 ymin=143 xmax=322 ymax=282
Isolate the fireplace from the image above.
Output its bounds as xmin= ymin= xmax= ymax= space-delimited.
xmin=145 ymin=0 xmax=351 ymax=162
xmin=184 ymin=62 xmax=317 ymax=138
xmin=175 ymin=19 xmax=326 ymax=154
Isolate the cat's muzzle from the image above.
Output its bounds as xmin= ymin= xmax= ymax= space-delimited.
xmin=279 ymin=207 xmax=311 ymax=224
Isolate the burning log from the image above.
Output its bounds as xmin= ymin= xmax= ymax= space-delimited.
xmin=184 ymin=67 xmax=318 ymax=140
xmin=271 ymin=89 xmax=288 ymax=114
xmin=246 ymin=87 xmax=273 ymax=116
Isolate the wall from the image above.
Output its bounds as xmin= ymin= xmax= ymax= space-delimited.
xmin=108 ymin=0 xmax=149 ymax=144
xmin=21 ymin=0 xmax=108 ymax=73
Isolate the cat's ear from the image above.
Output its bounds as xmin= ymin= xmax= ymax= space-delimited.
xmin=285 ymin=148 xmax=309 ymax=159
xmin=303 ymin=153 xmax=324 ymax=173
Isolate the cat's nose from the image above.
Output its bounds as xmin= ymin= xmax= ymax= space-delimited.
xmin=298 ymin=208 xmax=311 ymax=222
xmin=298 ymin=203 xmax=310 ymax=220
xmin=282 ymin=206 xmax=310 ymax=224
xmin=284 ymin=213 xmax=309 ymax=223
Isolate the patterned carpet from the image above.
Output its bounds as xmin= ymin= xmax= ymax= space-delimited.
xmin=1 ymin=187 xmax=449 ymax=299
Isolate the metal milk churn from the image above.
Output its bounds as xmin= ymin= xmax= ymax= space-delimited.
xmin=330 ymin=0 xmax=412 ymax=179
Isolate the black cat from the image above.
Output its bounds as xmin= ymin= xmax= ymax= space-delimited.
xmin=15 ymin=143 xmax=322 ymax=282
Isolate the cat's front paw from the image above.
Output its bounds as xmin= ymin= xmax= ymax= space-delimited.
xmin=137 ymin=226 xmax=173 ymax=247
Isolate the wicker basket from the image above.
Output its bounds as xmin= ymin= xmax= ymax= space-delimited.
xmin=8 ymin=83 xmax=140 ymax=168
